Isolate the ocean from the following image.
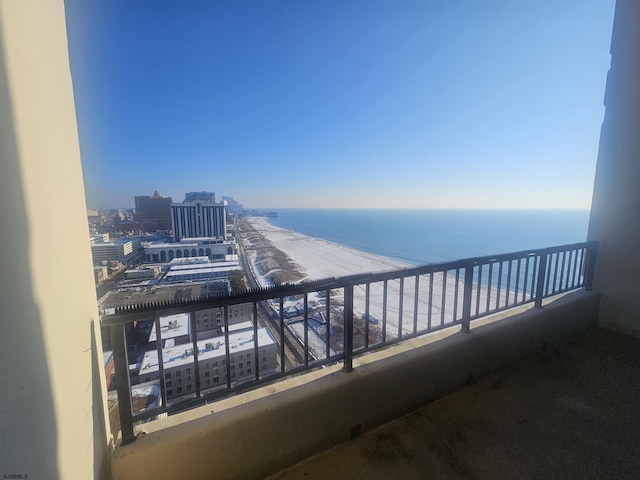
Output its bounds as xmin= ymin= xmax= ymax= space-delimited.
xmin=266 ymin=209 xmax=590 ymax=266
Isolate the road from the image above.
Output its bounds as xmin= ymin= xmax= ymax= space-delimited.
xmin=236 ymin=218 xmax=307 ymax=369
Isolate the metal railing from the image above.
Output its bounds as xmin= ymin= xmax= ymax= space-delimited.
xmin=101 ymin=241 xmax=597 ymax=444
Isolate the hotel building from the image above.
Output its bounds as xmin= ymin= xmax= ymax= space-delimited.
xmin=171 ymin=192 xmax=227 ymax=242
xmin=137 ymin=328 xmax=278 ymax=400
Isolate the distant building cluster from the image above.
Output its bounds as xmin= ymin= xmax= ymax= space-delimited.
xmin=94 ymin=190 xmax=268 ymax=402
xmin=222 ymin=195 xmax=242 ymax=214
xmin=88 ymin=190 xmax=241 ymax=269
xmin=87 ymin=190 xmax=244 ymax=238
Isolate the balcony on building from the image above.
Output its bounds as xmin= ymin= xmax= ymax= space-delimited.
xmin=1 ymin=1 xmax=640 ymax=479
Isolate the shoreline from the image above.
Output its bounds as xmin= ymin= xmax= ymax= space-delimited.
xmin=239 ymin=216 xmax=498 ymax=359
xmin=241 ymin=216 xmax=410 ymax=285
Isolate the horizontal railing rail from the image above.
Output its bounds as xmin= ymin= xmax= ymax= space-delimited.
xmin=102 ymin=241 xmax=597 ymax=444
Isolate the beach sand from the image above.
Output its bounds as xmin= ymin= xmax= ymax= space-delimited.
xmin=243 ymin=216 xmax=409 ymax=282
xmin=239 ymin=218 xmax=513 ymax=365
xmin=240 ymin=217 xmax=488 ymax=356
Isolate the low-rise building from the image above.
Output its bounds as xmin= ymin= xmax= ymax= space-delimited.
xmin=136 ymin=328 xmax=278 ymax=400
xmin=91 ymin=236 xmax=143 ymax=265
xmin=124 ymin=266 xmax=161 ymax=281
xmin=143 ymin=237 xmax=237 ymax=263
xmin=163 ymin=258 xmax=240 ymax=283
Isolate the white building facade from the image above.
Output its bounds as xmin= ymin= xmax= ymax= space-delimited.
xmin=90 ymin=236 xmax=143 ymax=265
xmin=171 ymin=192 xmax=227 ymax=242
xmin=143 ymin=237 xmax=236 ymax=263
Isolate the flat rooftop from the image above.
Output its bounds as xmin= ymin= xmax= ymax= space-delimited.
xmin=272 ymin=328 xmax=640 ymax=480
xmin=167 ymin=261 xmax=239 ymax=272
xmin=139 ymin=327 xmax=276 ymax=374
xmin=148 ymin=312 xmax=190 ymax=342
xmin=98 ymin=280 xmax=230 ymax=309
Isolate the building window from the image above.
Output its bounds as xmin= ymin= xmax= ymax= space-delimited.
xmin=177 ymin=387 xmax=182 ymax=393
xmin=166 ymin=381 xmax=172 ymax=387
xmin=247 ymin=368 xmax=252 ymax=374
xmin=187 ymin=385 xmax=192 ymax=391
xmin=185 ymin=367 xmax=191 ymax=374
xmin=231 ymin=373 xmax=235 ymax=380
xmin=239 ymin=362 xmax=243 ymax=368
xmin=165 ymin=373 xmax=171 ymax=379
xmin=213 ymin=376 xmax=219 ymax=384
xmin=205 ymin=371 xmax=210 ymax=378
xmin=247 ymin=360 xmax=251 ymax=367
xmin=212 ymin=361 xmax=218 ymax=367
xmin=176 ymin=371 xmax=181 ymax=377
xmin=167 ymin=389 xmax=173 ymax=396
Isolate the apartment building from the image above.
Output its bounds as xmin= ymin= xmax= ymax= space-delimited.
xmin=137 ymin=328 xmax=278 ymax=400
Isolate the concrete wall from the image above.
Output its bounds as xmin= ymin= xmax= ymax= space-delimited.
xmin=0 ymin=1 xmax=110 ymax=478
xmin=588 ymin=0 xmax=640 ymax=336
xmin=111 ymin=291 xmax=599 ymax=480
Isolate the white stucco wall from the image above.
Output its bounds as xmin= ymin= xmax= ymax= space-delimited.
xmin=0 ymin=1 xmax=110 ymax=478
xmin=588 ymin=0 xmax=640 ymax=336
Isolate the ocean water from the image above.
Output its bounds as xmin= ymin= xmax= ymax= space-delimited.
xmin=266 ymin=209 xmax=590 ymax=266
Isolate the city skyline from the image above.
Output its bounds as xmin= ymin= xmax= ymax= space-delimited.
xmin=65 ymin=1 xmax=615 ymax=210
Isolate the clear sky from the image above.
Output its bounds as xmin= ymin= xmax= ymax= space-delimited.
xmin=65 ymin=0 xmax=615 ymax=210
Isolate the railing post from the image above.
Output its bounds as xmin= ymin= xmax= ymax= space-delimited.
xmin=461 ymin=264 xmax=473 ymax=333
xmin=343 ymin=283 xmax=354 ymax=372
xmin=583 ymin=243 xmax=597 ymax=291
xmin=534 ymin=250 xmax=549 ymax=308
xmin=110 ymin=323 xmax=136 ymax=445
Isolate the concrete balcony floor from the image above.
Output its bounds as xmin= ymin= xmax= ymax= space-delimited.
xmin=269 ymin=328 xmax=640 ymax=480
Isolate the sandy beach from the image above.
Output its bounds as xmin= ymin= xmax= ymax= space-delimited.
xmin=239 ymin=216 xmax=486 ymax=359
xmin=243 ymin=216 xmax=409 ymax=283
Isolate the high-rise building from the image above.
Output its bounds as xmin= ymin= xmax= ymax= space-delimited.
xmin=221 ymin=195 xmax=241 ymax=214
xmin=171 ymin=192 xmax=227 ymax=242
xmin=134 ymin=190 xmax=172 ymax=231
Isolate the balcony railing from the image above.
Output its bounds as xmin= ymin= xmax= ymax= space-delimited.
xmin=101 ymin=241 xmax=597 ymax=445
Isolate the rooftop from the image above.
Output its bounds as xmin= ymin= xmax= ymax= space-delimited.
xmin=139 ymin=327 xmax=276 ymax=374
xmin=99 ymin=280 xmax=230 ymax=309
xmin=148 ymin=312 xmax=190 ymax=342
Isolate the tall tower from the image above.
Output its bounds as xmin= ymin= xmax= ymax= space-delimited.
xmin=134 ymin=190 xmax=172 ymax=231
xmin=171 ymin=191 xmax=227 ymax=241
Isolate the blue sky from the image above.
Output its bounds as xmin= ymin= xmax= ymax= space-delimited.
xmin=65 ymin=0 xmax=615 ymax=210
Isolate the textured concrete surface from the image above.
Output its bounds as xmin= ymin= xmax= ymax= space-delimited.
xmin=270 ymin=328 xmax=640 ymax=480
